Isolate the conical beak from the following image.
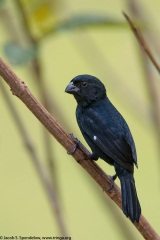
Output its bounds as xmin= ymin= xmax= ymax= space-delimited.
xmin=65 ymin=81 xmax=80 ymax=94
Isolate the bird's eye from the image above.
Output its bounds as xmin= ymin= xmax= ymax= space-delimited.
xmin=81 ymin=82 xmax=88 ymax=88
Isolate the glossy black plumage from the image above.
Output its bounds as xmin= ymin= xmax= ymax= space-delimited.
xmin=65 ymin=74 xmax=141 ymax=222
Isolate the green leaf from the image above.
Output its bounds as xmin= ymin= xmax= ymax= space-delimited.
xmin=3 ymin=42 xmax=37 ymax=66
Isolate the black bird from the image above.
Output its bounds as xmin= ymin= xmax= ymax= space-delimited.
xmin=65 ymin=74 xmax=141 ymax=223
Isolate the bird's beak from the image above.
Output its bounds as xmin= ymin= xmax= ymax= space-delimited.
xmin=65 ymin=81 xmax=80 ymax=94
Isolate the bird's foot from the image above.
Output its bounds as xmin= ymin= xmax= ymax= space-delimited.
xmin=67 ymin=134 xmax=98 ymax=161
xmin=108 ymin=174 xmax=117 ymax=191
xmin=67 ymin=134 xmax=80 ymax=155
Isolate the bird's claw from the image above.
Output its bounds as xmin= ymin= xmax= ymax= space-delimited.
xmin=67 ymin=133 xmax=80 ymax=155
xmin=108 ymin=174 xmax=117 ymax=191
xmin=67 ymin=142 xmax=79 ymax=155
xmin=67 ymin=133 xmax=99 ymax=162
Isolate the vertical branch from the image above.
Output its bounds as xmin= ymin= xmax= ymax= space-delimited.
xmin=15 ymin=0 xmax=57 ymax=184
xmin=0 ymin=2 xmax=68 ymax=235
xmin=0 ymin=82 xmax=68 ymax=236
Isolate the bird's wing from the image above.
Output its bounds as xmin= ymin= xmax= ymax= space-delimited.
xmin=80 ymin=114 xmax=134 ymax=172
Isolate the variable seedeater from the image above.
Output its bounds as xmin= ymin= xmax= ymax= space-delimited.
xmin=65 ymin=74 xmax=141 ymax=223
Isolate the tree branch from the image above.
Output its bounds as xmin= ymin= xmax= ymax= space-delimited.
xmin=0 ymin=57 xmax=159 ymax=240
xmin=123 ymin=12 xmax=160 ymax=75
xmin=123 ymin=10 xmax=160 ymax=167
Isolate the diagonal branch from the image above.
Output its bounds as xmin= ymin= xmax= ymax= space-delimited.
xmin=123 ymin=10 xmax=160 ymax=162
xmin=0 ymin=57 xmax=159 ymax=240
xmin=123 ymin=12 xmax=160 ymax=74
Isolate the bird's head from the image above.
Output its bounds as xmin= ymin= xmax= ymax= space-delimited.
xmin=65 ymin=74 xmax=106 ymax=106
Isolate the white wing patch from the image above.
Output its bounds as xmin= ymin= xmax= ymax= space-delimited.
xmin=93 ymin=136 xmax=97 ymax=141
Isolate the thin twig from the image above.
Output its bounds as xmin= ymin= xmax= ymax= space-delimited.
xmin=123 ymin=9 xmax=160 ymax=162
xmin=0 ymin=58 xmax=159 ymax=240
xmin=123 ymin=12 xmax=160 ymax=74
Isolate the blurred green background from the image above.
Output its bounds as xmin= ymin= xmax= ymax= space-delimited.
xmin=0 ymin=0 xmax=160 ymax=239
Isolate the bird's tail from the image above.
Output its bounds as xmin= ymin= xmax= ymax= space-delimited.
xmin=117 ymin=168 xmax=141 ymax=222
